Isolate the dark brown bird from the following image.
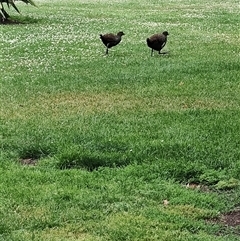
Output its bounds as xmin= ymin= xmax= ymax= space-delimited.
xmin=146 ymin=31 xmax=169 ymax=56
xmin=100 ymin=31 xmax=125 ymax=55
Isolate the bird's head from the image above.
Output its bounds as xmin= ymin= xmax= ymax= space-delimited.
xmin=162 ymin=31 xmax=169 ymax=36
xmin=117 ymin=31 xmax=125 ymax=36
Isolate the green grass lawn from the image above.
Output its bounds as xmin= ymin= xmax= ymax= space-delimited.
xmin=1 ymin=0 xmax=240 ymax=240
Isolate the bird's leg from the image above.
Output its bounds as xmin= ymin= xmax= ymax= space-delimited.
xmin=105 ymin=43 xmax=110 ymax=55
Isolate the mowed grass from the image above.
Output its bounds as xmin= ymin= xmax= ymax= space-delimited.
xmin=1 ymin=0 xmax=240 ymax=240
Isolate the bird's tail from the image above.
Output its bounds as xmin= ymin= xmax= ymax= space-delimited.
xmin=146 ymin=38 xmax=151 ymax=46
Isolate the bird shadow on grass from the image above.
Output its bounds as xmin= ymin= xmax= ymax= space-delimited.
xmin=151 ymin=50 xmax=171 ymax=57
xmin=0 ymin=16 xmax=42 ymax=25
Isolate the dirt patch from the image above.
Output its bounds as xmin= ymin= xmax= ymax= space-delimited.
xmin=20 ymin=158 xmax=38 ymax=166
xmin=211 ymin=209 xmax=240 ymax=236
xmin=221 ymin=210 xmax=240 ymax=227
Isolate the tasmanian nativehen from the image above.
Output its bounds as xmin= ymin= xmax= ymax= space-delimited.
xmin=100 ymin=31 xmax=125 ymax=55
xmin=146 ymin=31 xmax=169 ymax=56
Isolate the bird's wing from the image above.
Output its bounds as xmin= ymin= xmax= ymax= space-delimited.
xmin=157 ymin=35 xmax=167 ymax=48
xmin=161 ymin=41 xmax=166 ymax=48
xmin=106 ymin=35 xmax=118 ymax=43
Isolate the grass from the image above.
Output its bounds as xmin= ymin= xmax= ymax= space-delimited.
xmin=1 ymin=0 xmax=240 ymax=240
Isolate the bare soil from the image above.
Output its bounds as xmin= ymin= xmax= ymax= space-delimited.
xmin=20 ymin=158 xmax=38 ymax=166
xmin=209 ymin=209 xmax=240 ymax=236
xmin=221 ymin=210 xmax=240 ymax=227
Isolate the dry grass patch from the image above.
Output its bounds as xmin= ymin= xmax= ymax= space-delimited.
xmin=2 ymin=91 xmax=237 ymax=120
xmin=32 ymin=227 xmax=98 ymax=241
xmin=12 ymin=226 xmax=98 ymax=241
